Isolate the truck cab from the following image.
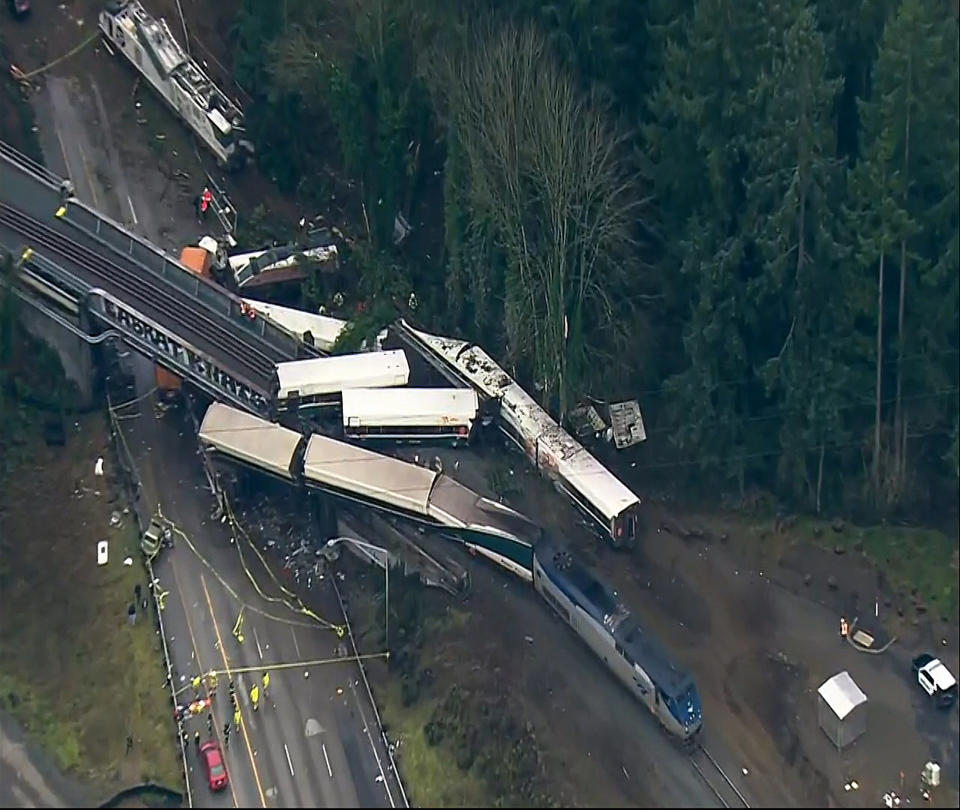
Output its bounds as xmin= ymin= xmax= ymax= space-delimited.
xmin=912 ymin=654 xmax=958 ymax=708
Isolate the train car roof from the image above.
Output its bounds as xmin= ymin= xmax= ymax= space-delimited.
xmin=400 ymin=321 xmax=511 ymax=400
xmin=198 ymin=402 xmax=302 ymax=480
xmin=275 ymin=350 xmax=410 ymax=399
xmin=537 ymin=543 xmax=626 ymax=628
xmin=615 ymin=621 xmax=693 ymax=698
xmin=341 ymin=387 xmax=479 ymax=425
xmin=537 ymin=542 xmax=693 ymax=696
xmin=302 ymin=434 xmax=438 ymax=517
xmin=501 ymin=384 xmax=640 ymax=520
xmin=427 ymin=475 xmax=540 ymax=544
xmin=242 ymin=299 xmax=347 ymax=351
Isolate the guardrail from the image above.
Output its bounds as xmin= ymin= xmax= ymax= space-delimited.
xmin=0 ymin=139 xmax=61 ymax=187
xmin=0 ymin=139 xmax=315 ymax=363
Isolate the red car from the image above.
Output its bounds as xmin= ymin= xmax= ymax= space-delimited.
xmin=199 ymin=740 xmax=228 ymax=792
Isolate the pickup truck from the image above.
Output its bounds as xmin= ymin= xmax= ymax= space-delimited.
xmin=912 ymin=654 xmax=958 ymax=708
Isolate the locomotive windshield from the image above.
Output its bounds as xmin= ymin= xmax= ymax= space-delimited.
xmin=664 ymin=682 xmax=702 ymax=732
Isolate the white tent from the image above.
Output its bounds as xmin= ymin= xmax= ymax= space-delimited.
xmin=817 ymin=671 xmax=868 ymax=750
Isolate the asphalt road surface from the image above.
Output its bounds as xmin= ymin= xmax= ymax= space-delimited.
xmin=116 ymin=352 xmax=403 ymax=808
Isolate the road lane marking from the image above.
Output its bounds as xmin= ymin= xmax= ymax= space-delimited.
xmin=290 ymin=627 xmax=301 ymax=658
xmin=346 ymin=679 xmax=393 ymax=805
xmin=169 ymin=558 xmax=240 ymax=809
xmin=127 ymin=194 xmax=138 ymax=226
xmin=75 ymin=142 xmax=100 ymax=210
xmin=53 ymin=122 xmax=71 ymax=184
xmin=253 ymin=625 xmax=263 ymax=660
xmin=283 ymin=743 xmax=295 ymax=777
xmin=321 ymin=743 xmax=333 ymax=778
xmin=199 ymin=573 xmax=267 ymax=808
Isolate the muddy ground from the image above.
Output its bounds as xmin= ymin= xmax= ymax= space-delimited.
xmin=3 ymin=2 xmax=957 ymax=807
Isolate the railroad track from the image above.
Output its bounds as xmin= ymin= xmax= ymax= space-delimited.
xmin=0 ymin=202 xmax=279 ymax=385
xmin=690 ymin=744 xmax=750 ymax=808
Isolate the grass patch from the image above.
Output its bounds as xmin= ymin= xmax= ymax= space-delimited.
xmin=0 ymin=414 xmax=182 ymax=798
xmin=0 ymin=672 xmax=83 ymax=772
xmin=799 ymin=518 xmax=959 ymax=620
xmin=343 ymin=560 xmax=549 ymax=807
xmin=376 ymin=678 xmax=488 ymax=808
xmin=692 ymin=506 xmax=958 ymax=622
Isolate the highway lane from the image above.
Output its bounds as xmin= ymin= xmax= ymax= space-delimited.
xmin=117 ymin=352 xmax=400 ymax=807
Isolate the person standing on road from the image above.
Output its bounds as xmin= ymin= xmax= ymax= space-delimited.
xmin=198 ymin=187 xmax=213 ymax=223
xmin=250 ymin=684 xmax=260 ymax=712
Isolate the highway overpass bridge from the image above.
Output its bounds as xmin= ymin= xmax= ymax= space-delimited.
xmin=0 ymin=140 xmax=317 ymax=415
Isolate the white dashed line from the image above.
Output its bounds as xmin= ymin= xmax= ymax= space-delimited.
xmin=283 ymin=743 xmax=295 ymax=777
xmin=253 ymin=626 xmax=263 ymax=660
xmin=322 ymin=743 xmax=333 ymax=778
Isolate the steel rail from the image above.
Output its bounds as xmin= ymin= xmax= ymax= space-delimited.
xmin=0 ymin=204 xmax=276 ymax=384
xmin=690 ymin=745 xmax=750 ymax=809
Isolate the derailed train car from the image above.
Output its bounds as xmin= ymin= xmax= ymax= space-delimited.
xmin=397 ymin=321 xmax=642 ymax=548
xmin=198 ymin=401 xmax=702 ymax=743
xmin=273 ymin=349 xmax=410 ymax=411
xmin=340 ymin=387 xmax=479 ymax=445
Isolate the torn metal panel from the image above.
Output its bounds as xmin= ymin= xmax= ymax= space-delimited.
xmin=608 ymin=400 xmax=646 ymax=449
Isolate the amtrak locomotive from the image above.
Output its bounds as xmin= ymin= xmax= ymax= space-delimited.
xmin=533 ymin=542 xmax=703 ymax=742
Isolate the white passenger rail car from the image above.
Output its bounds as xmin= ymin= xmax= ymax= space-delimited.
xmin=399 ymin=320 xmax=642 ymax=547
xmin=99 ymin=0 xmax=253 ymax=170
xmin=273 ymin=349 xmax=410 ymax=411
xmin=341 ymin=387 xmax=479 ymax=444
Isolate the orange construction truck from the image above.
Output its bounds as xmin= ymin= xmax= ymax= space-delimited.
xmin=155 ymin=245 xmax=214 ymax=401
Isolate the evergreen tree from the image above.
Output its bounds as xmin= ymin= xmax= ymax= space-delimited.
xmin=850 ymin=0 xmax=959 ymax=507
xmin=745 ymin=0 xmax=863 ymax=508
xmin=813 ymin=0 xmax=898 ymax=161
xmin=644 ymin=0 xmax=767 ymax=489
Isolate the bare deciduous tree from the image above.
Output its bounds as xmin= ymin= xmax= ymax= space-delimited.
xmin=430 ymin=22 xmax=647 ymax=418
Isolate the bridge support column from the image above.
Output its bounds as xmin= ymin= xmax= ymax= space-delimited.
xmin=16 ymin=304 xmax=95 ymax=408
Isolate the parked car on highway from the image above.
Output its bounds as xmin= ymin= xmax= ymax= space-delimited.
xmin=912 ymin=654 xmax=958 ymax=708
xmin=200 ymin=740 xmax=228 ymax=791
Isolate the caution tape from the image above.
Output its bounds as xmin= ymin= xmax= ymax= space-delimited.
xmin=219 ymin=491 xmax=346 ymax=638
xmin=10 ymin=31 xmax=100 ymax=82
xmin=166 ymin=521 xmax=331 ymax=630
xmin=202 ymin=651 xmax=388 ymax=678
